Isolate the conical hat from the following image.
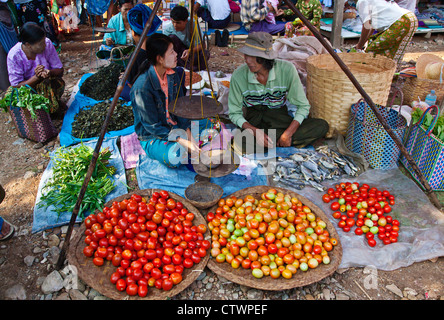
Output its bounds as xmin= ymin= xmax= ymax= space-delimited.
xmin=416 ymin=53 xmax=444 ymax=79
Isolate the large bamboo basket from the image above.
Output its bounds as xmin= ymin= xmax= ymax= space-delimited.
xmin=401 ymin=76 xmax=444 ymax=107
xmin=306 ymin=52 xmax=396 ymax=138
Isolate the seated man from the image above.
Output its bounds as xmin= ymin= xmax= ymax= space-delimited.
xmin=193 ymin=0 xmax=231 ymax=30
xmin=162 ymin=5 xmax=208 ymax=71
xmin=240 ymin=0 xmax=285 ymax=35
xmin=228 ymin=32 xmax=328 ymax=154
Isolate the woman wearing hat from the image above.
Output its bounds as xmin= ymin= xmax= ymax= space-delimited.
xmin=228 ymin=32 xmax=328 ymax=152
xmin=353 ymin=0 xmax=418 ymax=69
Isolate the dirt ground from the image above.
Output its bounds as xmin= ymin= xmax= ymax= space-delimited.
xmin=1 ymin=24 xmax=444 ymax=302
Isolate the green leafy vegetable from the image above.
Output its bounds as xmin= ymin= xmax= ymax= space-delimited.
xmin=38 ymin=142 xmax=117 ymax=219
xmin=411 ymin=108 xmax=444 ymax=143
xmin=0 ymin=86 xmax=51 ymax=119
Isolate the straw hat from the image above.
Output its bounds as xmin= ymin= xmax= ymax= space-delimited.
xmin=237 ymin=32 xmax=278 ymax=60
xmin=416 ymin=53 xmax=444 ymax=80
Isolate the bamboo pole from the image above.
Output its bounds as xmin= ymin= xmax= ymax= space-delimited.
xmin=281 ymin=0 xmax=442 ymax=210
xmin=56 ymin=0 xmax=164 ymax=270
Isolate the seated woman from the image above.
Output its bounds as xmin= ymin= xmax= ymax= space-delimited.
xmin=353 ymin=0 xmax=418 ymax=71
xmin=103 ymin=0 xmax=135 ymax=47
xmin=285 ymin=0 xmax=322 ymax=37
xmin=6 ymin=21 xmax=65 ymax=116
xmin=130 ymin=33 xmax=199 ymax=168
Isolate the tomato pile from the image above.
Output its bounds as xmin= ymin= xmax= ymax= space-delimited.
xmin=207 ymin=189 xmax=338 ymax=280
xmin=322 ymin=182 xmax=400 ymax=247
xmin=82 ymin=191 xmax=209 ymax=297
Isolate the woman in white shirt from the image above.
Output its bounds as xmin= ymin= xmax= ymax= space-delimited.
xmin=354 ymin=0 xmax=418 ymax=69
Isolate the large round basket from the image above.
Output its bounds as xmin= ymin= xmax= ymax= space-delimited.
xmin=67 ymin=189 xmax=210 ymax=300
xmin=306 ymin=52 xmax=396 ymax=138
xmin=185 ymin=181 xmax=224 ymax=210
xmin=401 ymin=76 xmax=444 ymax=107
xmin=206 ymin=186 xmax=342 ymax=290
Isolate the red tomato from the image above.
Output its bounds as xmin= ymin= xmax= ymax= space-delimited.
xmin=183 ymin=258 xmax=194 ymax=268
xmin=126 ymin=283 xmax=138 ymax=296
xmin=367 ymin=238 xmax=377 ymax=247
xmin=161 ymin=278 xmax=173 ymax=291
xmin=138 ymin=285 xmax=148 ymax=297
xmin=116 ymin=278 xmax=127 ymax=291
xmin=322 ymin=194 xmax=331 ymax=203
xmin=93 ymin=257 xmax=104 ymax=266
xmin=330 ymin=202 xmax=340 ymax=211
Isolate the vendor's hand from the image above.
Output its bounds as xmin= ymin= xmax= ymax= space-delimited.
xmin=105 ymin=38 xmax=114 ymax=46
xmin=40 ymin=69 xmax=50 ymax=79
xmin=277 ymin=131 xmax=293 ymax=147
xmin=181 ymin=49 xmax=190 ymax=61
xmin=34 ymin=65 xmax=45 ymax=77
xmin=255 ymin=128 xmax=274 ymax=149
xmin=277 ymin=120 xmax=300 ymax=147
xmin=276 ymin=9 xmax=285 ymax=16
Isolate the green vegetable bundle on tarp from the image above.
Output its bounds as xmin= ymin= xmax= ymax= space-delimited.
xmin=38 ymin=142 xmax=117 ymax=219
xmin=0 ymin=86 xmax=57 ymax=142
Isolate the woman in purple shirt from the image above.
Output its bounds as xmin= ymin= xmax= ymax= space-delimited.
xmin=7 ymin=22 xmax=64 ymax=114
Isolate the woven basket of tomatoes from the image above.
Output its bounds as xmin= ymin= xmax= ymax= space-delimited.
xmin=67 ymin=189 xmax=210 ymax=300
xmin=206 ymin=186 xmax=342 ymax=290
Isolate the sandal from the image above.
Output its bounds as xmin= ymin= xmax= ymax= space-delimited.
xmin=0 ymin=217 xmax=15 ymax=241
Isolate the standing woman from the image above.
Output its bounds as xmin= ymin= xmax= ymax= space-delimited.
xmin=354 ymin=0 xmax=418 ymax=69
xmin=7 ymin=22 xmax=64 ymax=114
xmin=130 ymin=33 xmax=199 ymax=168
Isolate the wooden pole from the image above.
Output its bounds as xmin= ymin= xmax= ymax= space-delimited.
xmin=281 ymin=0 xmax=442 ymax=210
xmin=331 ymin=0 xmax=345 ymax=48
xmin=56 ymin=0 xmax=164 ymax=270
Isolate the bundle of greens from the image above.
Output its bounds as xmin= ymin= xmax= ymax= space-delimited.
xmin=411 ymin=107 xmax=444 ymax=142
xmin=38 ymin=143 xmax=117 ymax=219
xmin=0 ymin=86 xmax=51 ymax=119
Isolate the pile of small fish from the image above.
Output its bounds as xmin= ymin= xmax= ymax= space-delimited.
xmin=271 ymin=146 xmax=361 ymax=192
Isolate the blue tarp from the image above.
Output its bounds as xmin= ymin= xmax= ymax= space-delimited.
xmin=32 ymin=137 xmax=128 ymax=234
xmin=85 ymin=0 xmax=111 ymax=16
xmin=60 ymin=73 xmax=135 ymax=147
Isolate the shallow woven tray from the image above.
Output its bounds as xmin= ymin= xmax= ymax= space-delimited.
xmin=206 ymin=186 xmax=342 ymax=290
xmin=67 ymin=189 xmax=210 ymax=300
xmin=185 ymin=181 xmax=224 ymax=210
xmin=170 ymin=96 xmax=223 ymax=120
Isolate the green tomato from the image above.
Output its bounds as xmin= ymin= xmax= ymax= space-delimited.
xmin=338 ymin=198 xmax=345 ymax=205
xmin=226 ymin=224 xmax=235 ymax=233
xmin=300 ymin=262 xmax=308 ymax=272
xmin=233 ymin=228 xmax=243 ymax=237
xmin=289 ymin=234 xmax=297 ymax=244
xmin=365 ymin=219 xmax=374 ymax=228
xmin=322 ymin=256 xmax=331 ymax=265
xmin=305 ymin=227 xmax=314 ymax=235
xmin=252 ymin=268 xmax=264 ymax=279
xmin=370 ymin=226 xmax=379 ymax=234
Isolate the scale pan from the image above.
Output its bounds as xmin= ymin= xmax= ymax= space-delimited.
xmin=170 ymin=95 xmax=223 ymax=120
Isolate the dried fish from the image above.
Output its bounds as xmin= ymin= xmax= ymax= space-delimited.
xmin=271 ymin=146 xmax=362 ymax=192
